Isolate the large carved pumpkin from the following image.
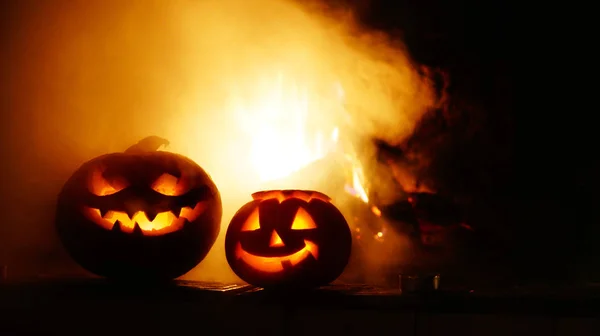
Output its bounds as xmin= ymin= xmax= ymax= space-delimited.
xmin=55 ymin=137 xmax=222 ymax=280
xmin=225 ymin=190 xmax=352 ymax=289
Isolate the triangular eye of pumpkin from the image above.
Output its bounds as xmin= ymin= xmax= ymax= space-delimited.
xmin=241 ymin=208 xmax=261 ymax=231
xmin=291 ymin=207 xmax=317 ymax=230
xmin=88 ymin=167 xmax=128 ymax=196
xmin=151 ymin=173 xmax=179 ymax=196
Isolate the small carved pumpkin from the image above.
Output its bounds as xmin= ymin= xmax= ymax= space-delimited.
xmin=225 ymin=190 xmax=352 ymax=289
xmin=55 ymin=137 xmax=222 ymax=280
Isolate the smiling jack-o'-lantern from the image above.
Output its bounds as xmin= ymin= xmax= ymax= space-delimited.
xmin=225 ymin=190 xmax=352 ymax=289
xmin=55 ymin=137 xmax=222 ymax=280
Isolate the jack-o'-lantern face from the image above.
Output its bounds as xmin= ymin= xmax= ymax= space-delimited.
xmin=225 ymin=190 xmax=352 ymax=289
xmin=55 ymin=146 xmax=222 ymax=280
xmin=82 ymin=164 xmax=209 ymax=236
xmin=236 ymin=203 xmax=320 ymax=273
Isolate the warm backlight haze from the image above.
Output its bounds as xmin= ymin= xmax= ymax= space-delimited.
xmin=1 ymin=0 xmax=438 ymax=282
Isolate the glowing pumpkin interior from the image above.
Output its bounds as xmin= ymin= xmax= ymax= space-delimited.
xmin=251 ymin=190 xmax=330 ymax=203
xmin=234 ymin=191 xmax=326 ymax=273
xmin=82 ymin=168 xmax=206 ymax=236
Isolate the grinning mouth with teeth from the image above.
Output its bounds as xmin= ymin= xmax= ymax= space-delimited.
xmin=82 ymin=202 xmax=207 ymax=236
xmin=235 ymin=240 xmax=319 ymax=273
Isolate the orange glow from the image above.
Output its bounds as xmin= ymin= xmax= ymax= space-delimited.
xmin=150 ymin=173 xmax=192 ymax=196
xmin=240 ymin=205 xmax=318 ymax=233
xmin=233 ymin=74 xmax=341 ymax=182
xmin=13 ymin=0 xmax=439 ymax=283
xmin=371 ymin=206 xmax=382 ymax=217
xmin=251 ymin=190 xmax=331 ymax=203
xmin=235 ymin=239 xmax=319 ymax=273
xmin=269 ymin=231 xmax=285 ymax=247
xmin=151 ymin=173 xmax=178 ymax=195
xmin=373 ymin=231 xmax=384 ymax=242
xmin=291 ymin=207 xmax=317 ymax=230
xmin=88 ymin=167 xmax=128 ymax=196
xmin=82 ymin=202 xmax=206 ymax=236
xmin=240 ymin=208 xmax=261 ymax=231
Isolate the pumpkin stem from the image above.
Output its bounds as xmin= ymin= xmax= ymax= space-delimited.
xmin=125 ymin=136 xmax=170 ymax=154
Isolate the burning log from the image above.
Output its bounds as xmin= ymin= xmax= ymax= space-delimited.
xmin=405 ymin=192 xmax=471 ymax=247
xmin=407 ymin=192 xmax=463 ymax=226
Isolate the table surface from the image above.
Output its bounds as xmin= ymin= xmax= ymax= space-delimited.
xmin=2 ymin=278 xmax=600 ymax=316
xmin=2 ymin=279 xmax=600 ymax=336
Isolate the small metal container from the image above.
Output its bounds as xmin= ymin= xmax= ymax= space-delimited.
xmin=432 ymin=274 xmax=441 ymax=290
xmin=399 ymin=273 xmax=441 ymax=293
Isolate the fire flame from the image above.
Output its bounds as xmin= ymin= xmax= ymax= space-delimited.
xmin=230 ymin=73 xmax=344 ymax=183
xmin=227 ymin=72 xmax=371 ymax=203
xmin=345 ymin=154 xmax=370 ymax=203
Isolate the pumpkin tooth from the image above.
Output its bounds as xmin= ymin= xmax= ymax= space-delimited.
xmin=125 ymin=209 xmax=137 ymax=220
xmin=170 ymin=207 xmax=182 ymax=218
xmin=112 ymin=221 xmax=122 ymax=232
xmin=145 ymin=210 xmax=158 ymax=222
xmin=132 ymin=223 xmax=144 ymax=236
xmin=99 ymin=208 xmax=110 ymax=218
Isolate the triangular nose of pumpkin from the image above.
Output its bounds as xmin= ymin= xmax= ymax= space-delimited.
xmin=269 ymin=230 xmax=285 ymax=247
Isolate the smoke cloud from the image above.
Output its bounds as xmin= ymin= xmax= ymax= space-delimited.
xmin=1 ymin=0 xmax=437 ymax=282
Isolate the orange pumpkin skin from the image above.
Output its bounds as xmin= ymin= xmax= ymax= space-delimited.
xmin=55 ymin=150 xmax=222 ymax=280
xmin=225 ymin=190 xmax=352 ymax=289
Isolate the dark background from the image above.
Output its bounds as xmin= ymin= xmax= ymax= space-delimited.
xmin=349 ymin=0 xmax=597 ymax=285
